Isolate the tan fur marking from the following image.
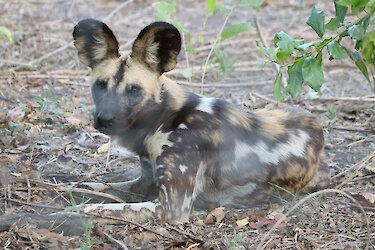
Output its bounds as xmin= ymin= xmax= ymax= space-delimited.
xmin=119 ymin=59 xmax=161 ymax=103
xmin=145 ymin=126 xmax=173 ymax=166
xmin=254 ymin=110 xmax=289 ymax=138
xmin=159 ymin=75 xmax=186 ymax=111
xmin=226 ymin=109 xmax=252 ymax=129
xmin=91 ymin=58 xmax=121 ymax=88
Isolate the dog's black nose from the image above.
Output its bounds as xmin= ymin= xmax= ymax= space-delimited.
xmin=96 ymin=111 xmax=114 ymax=128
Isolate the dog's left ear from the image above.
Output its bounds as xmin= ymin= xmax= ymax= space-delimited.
xmin=131 ymin=22 xmax=181 ymax=74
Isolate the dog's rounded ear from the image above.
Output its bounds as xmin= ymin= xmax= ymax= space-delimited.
xmin=73 ymin=19 xmax=119 ymax=68
xmin=131 ymin=22 xmax=181 ymax=74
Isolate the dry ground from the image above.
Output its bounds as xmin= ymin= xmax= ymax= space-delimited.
xmin=0 ymin=0 xmax=375 ymax=249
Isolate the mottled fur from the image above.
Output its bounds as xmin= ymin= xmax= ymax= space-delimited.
xmin=73 ymin=19 xmax=330 ymax=223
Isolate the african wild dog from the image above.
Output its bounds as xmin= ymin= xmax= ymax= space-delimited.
xmin=73 ymin=19 xmax=330 ymax=223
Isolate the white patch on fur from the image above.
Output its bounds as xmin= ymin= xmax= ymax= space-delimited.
xmin=160 ymin=184 xmax=169 ymax=203
xmin=181 ymin=191 xmax=192 ymax=212
xmin=145 ymin=126 xmax=173 ymax=165
xmin=192 ymin=162 xmax=208 ymax=200
xmin=179 ymin=165 xmax=188 ymax=174
xmin=234 ymin=130 xmax=310 ymax=165
xmin=145 ymin=42 xmax=159 ymax=66
xmin=196 ymin=98 xmax=216 ymax=114
xmin=177 ymin=123 xmax=188 ymax=129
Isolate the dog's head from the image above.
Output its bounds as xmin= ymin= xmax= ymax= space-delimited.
xmin=73 ymin=19 xmax=181 ymax=135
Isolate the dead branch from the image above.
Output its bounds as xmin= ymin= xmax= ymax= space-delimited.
xmin=177 ymin=80 xmax=268 ymax=88
xmin=28 ymin=179 xmax=126 ymax=203
xmin=103 ymin=231 xmax=129 ymax=250
xmin=102 ymin=0 xmax=134 ymax=22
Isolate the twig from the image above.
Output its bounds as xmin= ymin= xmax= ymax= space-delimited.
xmin=334 ymin=151 xmax=375 ymax=188
xmin=331 ymin=151 xmax=374 ymax=180
xmin=103 ymin=231 xmax=129 ymax=250
xmin=103 ymin=0 xmax=134 ymax=22
xmin=105 ymin=138 xmax=111 ymax=170
xmin=330 ymin=126 xmax=375 ymax=133
xmin=256 ymin=189 xmax=371 ymax=250
xmin=181 ymin=33 xmax=192 ymax=87
xmin=166 ymin=224 xmax=205 ymax=244
xmin=0 ymin=42 xmax=73 ymax=69
xmin=28 ymin=179 xmax=125 ymax=203
xmin=25 ymin=176 xmax=31 ymax=204
xmin=177 ymin=80 xmax=268 ymax=88
xmin=94 ymin=177 xmax=146 ymax=198
xmin=1 ymin=198 xmax=64 ymax=211
xmin=249 ymin=91 xmax=279 ymax=105
xmin=254 ymin=16 xmax=279 ymax=75
xmin=85 ymin=212 xmax=181 ymax=242
xmin=314 ymin=96 xmax=375 ymax=102
xmin=200 ymin=7 xmax=234 ymax=93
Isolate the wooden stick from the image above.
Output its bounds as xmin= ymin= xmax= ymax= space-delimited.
xmin=314 ymin=96 xmax=375 ymax=102
xmin=28 ymin=179 xmax=126 ymax=203
xmin=103 ymin=0 xmax=134 ymax=22
xmin=103 ymin=231 xmax=129 ymax=250
xmin=177 ymin=81 xmax=268 ymax=88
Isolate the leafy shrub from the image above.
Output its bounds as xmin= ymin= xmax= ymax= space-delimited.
xmin=257 ymin=0 xmax=375 ymax=99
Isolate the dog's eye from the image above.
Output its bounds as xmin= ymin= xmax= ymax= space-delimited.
xmin=128 ymin=84 xmax=141 ymax=94
xmin=96 ymin=80 xmax=107 ymax=89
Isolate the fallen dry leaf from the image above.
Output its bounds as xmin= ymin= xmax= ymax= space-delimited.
xmin=366 ymin=158 xmax=375 ymax=173
xmin=351 ymin=193 xmax=375 ymax=208
xmin=236 ymin=217 xmax=249 ymax=228
xmin=98 ymin=142 xmax=110 ymax=154
xmin=363 ymin=192 xmax=375 ymax=203
xmin=7 ymin=106 xmax=25 ymax=121
xmin=0 ymin=112 xmax=7 ymax=123
xmin=203 ymin=207 xmax=225 ymax=225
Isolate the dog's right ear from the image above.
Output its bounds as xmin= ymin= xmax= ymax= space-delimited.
xmin=73 ymin=19 xmax=119 ymax=68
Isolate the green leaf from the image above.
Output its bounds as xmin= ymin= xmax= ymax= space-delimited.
xmin=241 ymin=0 xmax=265 ymax=7
xmin=326 ymin=17 xmax=341 ymax=30
xmin=0 ymin=27 xmax=12 ymax=42
xmin=276 ymin=51 xmax=293 ymax=62
xmin=352 ymin=51 xmax=370 ymax=81
xmin=351 ymin=0 xmax=369 ymax=14
xmin=334 ymin=0 xmax=348 ymax=22
xmin=256 ymin=41 xmax=279 ymax=61
xmin=327 ymin=40 xmax=346 ymax=59
xmin=361 ymin=39 xmax=374 ymax=64
xmin=186 ymin=44 xmax=195 ymax=53
xmin=170 ymin=20 xmax=185 ymax=33
xmin=348 ymin=25 xmax=365 ymax=40
xmin=213 ymin=6 xmax=230 ymax=15
xmin=296 ymin=40 xmax=321 ymax=51
xmin=273 ymin=70 xmax=284 ymax=101
xmin=286 ymin=61 xmax=304 ymax=98
xmin=336 ymin=0 xmax=352 ymax=5
xmin=182 ymin=69 xmax=193 ymax=79
xmin=153 ymin=2 xmax=176 ymax=21
xmin=220 ymin=23 xmax=253 ymax=41
xmin=274 ymin=31 xmax=295 ymax=52
xmin=306 ymin=6 xmax=326 ymax=38
xmin=207 ymin=0 xmax=216 ymax=14
xmin=302 ymin=56 xmax=324 ymax=91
